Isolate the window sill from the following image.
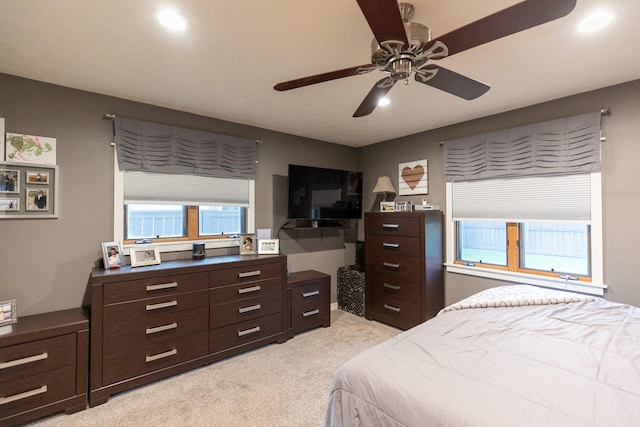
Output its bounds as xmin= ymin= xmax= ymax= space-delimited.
xmin=124 ymin=238 xmax=239 ymax=254
xmin=445 ymin=263 xmax=605 ymax=296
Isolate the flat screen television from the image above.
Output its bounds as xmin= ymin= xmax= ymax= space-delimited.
xmin=287 ymin=164 xmax=363 ymax=220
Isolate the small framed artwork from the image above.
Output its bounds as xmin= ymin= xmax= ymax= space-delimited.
xmin=0 ymin=168 xmax=19 ymax=193
xmin=130 ymin=246 xmax=161 ymax=267
xmin=5 ymin=133 xmax=56 ymax=165
xmin=0 ymin=299 xmax=17 ymax=327
xmin=26 ymin=170 xmax=49 ymax=184
xmin=26 ymin=187 xmax=48 ymax=211
xmin=239 ymin=234 xmax=256 ymax=255
xmin=258 ymin=239 xmax=279 ymax=255
xmin=102 ymin=241 xmax=124 ymax=269
xmin=0 ymin=198 xmax=19 ymax=211
xmin=380 ymin=201 xmax=395 ymax=212
xmin=395 ymin=201 xmax=411 ymax=211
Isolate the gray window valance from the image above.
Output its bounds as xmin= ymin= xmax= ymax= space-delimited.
xmin=114 ymin=117 xmax=257 ymax=179
xmin=444 ymin=112 xmax=601 ymax=182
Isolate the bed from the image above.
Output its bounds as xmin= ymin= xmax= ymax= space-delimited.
xmin=323 ymin=285 xmax=640 ymax=426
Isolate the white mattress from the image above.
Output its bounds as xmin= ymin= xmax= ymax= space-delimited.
xmin=323 ymin=286 xmax=640 ymax=426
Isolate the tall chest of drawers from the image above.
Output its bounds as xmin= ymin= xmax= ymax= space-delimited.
xmin=0 ymin=308 xmax=89 ymax=426
xmin=365 ymin=211 xmax=444 ymax=330
xmin=90 ymin=255 xmax=288 ymax=407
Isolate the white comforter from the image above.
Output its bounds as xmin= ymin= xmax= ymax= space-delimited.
xmin=323 ymin=286 xmax=640 ymax=427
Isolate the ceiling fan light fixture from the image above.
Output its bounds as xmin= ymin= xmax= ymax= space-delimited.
xmin=577 ymin=10 xmax=616 ymax=33
xmin=378 ymin=97 xmax=391 ymax=106
xmin=155 ymin=8 xmax=191 ymax=32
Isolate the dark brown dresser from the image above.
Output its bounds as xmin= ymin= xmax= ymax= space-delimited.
xmin=365 ymin=211 xmax=444 ymax=330
xmin=287 ymin=270 xmax=331 ymax=336
xmin=0 ymin=308 xmax=89 ymax=426
xmin=89 ymin=254 xmax=288 ymax=407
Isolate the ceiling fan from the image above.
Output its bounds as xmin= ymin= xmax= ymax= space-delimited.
xmin=274 ymin=0 xmax=577 ymax=117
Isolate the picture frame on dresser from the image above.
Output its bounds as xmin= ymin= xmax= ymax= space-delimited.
xmin=101 ymin=241 xmax=124 ymax=269
xmin=0 ymin=299 xmax=17 ymax=327
xmin=257 ymin=239 xmax=279 ymax=254
xmin=239 ymin=233 xmax=256 ymax=255
xmin=129 ymin=246 xmax=161 ymax=267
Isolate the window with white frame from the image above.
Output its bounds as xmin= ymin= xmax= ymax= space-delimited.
xmin=443 ymin=112 xmax=605 ymax=295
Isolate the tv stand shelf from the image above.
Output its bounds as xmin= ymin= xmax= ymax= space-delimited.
xmin=281 ymin=219 xmax=348 ymax=229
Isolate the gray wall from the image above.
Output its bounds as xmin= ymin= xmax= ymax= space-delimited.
xmin=0 ymin=73 xmax=359 ymax=316
xmin=358 ymin=79 xmax=640 ymax=307
xmin=2 ymin=73 xmax=639 ymax=316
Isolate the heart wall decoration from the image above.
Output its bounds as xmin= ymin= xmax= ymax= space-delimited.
xmin=398 ymin=159 xmax=428 ymax=196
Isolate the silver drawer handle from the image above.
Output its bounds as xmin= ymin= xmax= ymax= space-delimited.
xmin=0 ymin=352 xmax=48 ymax=370
xmin=238 ymin=270 xmax=261 ymax=278
xmin=238 ymin=304 xmax=262 ymax=314
xmin=146 ymin=322 xmax=178 ymax=335
xmin=146 ymin=282 xmax=178 ymax=291
xmin=302 ymin=309 xmax=320 ymax=317
xmin=382 ymin=223 xmax=399 ymax=229
xmin=146 ymin=300 xmax=178 ymax=311
xmin=383 ymin=283 xmax=401 ymax=291
xmin=238 ymin=326 xmax=261 ymax=337
xmin=384 ymin=304 xmax=401 ymax=313
xmin=302 ymin=290 xmax=320 ymax=298
xmin=383 ymin=243 xmax=400 ymax=248
xmin=0 ymin=385 xmax=47 ymax=406
xmin=145 ymin=349 xmax=177 ymax=363
xmin=238 ymin=285 xmax=261 ymax=294
xmin=383 ymin=262 xmax=400 ymax=269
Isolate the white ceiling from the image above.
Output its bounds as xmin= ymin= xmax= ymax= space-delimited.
xmin=1 ymin=0 xmax=639 ymax=147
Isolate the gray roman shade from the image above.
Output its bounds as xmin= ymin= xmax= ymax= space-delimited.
xmin=444 ymin=112 xmax=601 ymax=182
xmin=114 ymin=117 xmax=257 ymax=179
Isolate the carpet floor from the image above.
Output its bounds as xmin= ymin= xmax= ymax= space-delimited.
xmin=26 ymin=309 xmax=399 ymax=427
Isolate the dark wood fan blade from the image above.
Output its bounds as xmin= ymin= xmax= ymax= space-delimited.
xmin=415 ymin=65 xmax=490 ymax=100
xmin=353 ymin=77 xmax=396 ymax=117
xmin=425 ymin=0 xmax=577 ymax=57
xmin=356 ymin=0 xmax=408 ymax=46
xmin=274 ymin=64 xmax=372 ymax=91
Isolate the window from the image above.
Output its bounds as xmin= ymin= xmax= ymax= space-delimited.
xmin=114 ymin=168 xmax=254 ymax=249
xmin=446 ymin=173 xmax=603 ymax=295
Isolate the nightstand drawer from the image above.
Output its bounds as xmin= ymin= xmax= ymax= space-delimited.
xmin=103 ymin=289 xmax=209 ymax=324
xmin=209 ymin=313 xmax=282 ymax=353
xmin=292 ymin=301 xmax=329 ymax=331
xmin=210 ymin=262 xmax=282 ymax=288
xmin=367 ymin=215 xmax=420 ymax=237
xmin=0 ymin=334 xmax=75 ymax=384
xmin=103 ymin=272 xmax=209 ymax=304
xmin=1 ymin=366 xmax=75 ymax=418
xmin=103 ymin=306 xmax=209 ymax=355
xmin=291 ymin=280 xmax=329 ymax=308
xmin=103 ymin=332 xmax=208 ymax=385
xmin=366 ymin=234 xmax=421 ymax=258
xmin=210 ymin=277 xmax=282 ymax=304
xmin=210 ymin=291 xmax=282 ymax=329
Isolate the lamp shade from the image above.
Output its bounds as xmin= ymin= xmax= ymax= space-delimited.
xmin=372 ymin=176 xmax=396 ymax=194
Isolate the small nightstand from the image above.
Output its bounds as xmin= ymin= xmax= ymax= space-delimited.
xmin=287 ymin=270 xmax=330 ymax=336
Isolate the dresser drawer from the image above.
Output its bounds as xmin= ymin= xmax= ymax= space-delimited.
xmin=209 ymin=313 xmax=282 ymax=353
xmin=1 ymin=366 xmax=75 ymax=418
xmin=103 ymin=332 xmax=208 ymax=385
xmin=292 ymin=301 xmax=330 ymax=331
xmin=367 ymin=273 xmax=421 ymax=302
xmin=209 ymin=262 xmax=282 ymax=288
xmin=291 ymin=280 xmax=329 ymax=308
xmin=103 ymin=289 xmax=209 ymax=325
xmin=368 ymin=254 xmax=421 ymax=279
xmin=103 ymin=306 xmax=209 ymax=355
xmin=367 ymin=234 xmax=421 ymax=258
xmin=210 ymin=277 xmax=282 ymax=304
xmin=0 ymin=334 xmax=75 ymax=384
xmin=210 ymin=291 xmax=282 ymax=329
xmin=367 ymin=292 xmax=422 ymax=327
xmin=367 ymin=215 xmax=421 ymax=237
xmin=103 ymin=272 xmax=209 ymax=304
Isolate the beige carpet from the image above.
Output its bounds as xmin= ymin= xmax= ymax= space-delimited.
xmin=27 ymin=310 xmax=399 ymax=427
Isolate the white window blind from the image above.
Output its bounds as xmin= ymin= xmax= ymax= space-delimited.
xmin=124 ymin=170 xmax=250 ymax=206
xmin=451 ymin=174 xmax=591 ymax=222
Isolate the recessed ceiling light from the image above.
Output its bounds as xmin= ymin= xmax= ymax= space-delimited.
xmin=577 ymin=10 xmax=616 ymax=33
xmin=378 ymin=97 xmax=390 ymax=107
xmin=155 ymin=8 xmax=191 ymax=32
